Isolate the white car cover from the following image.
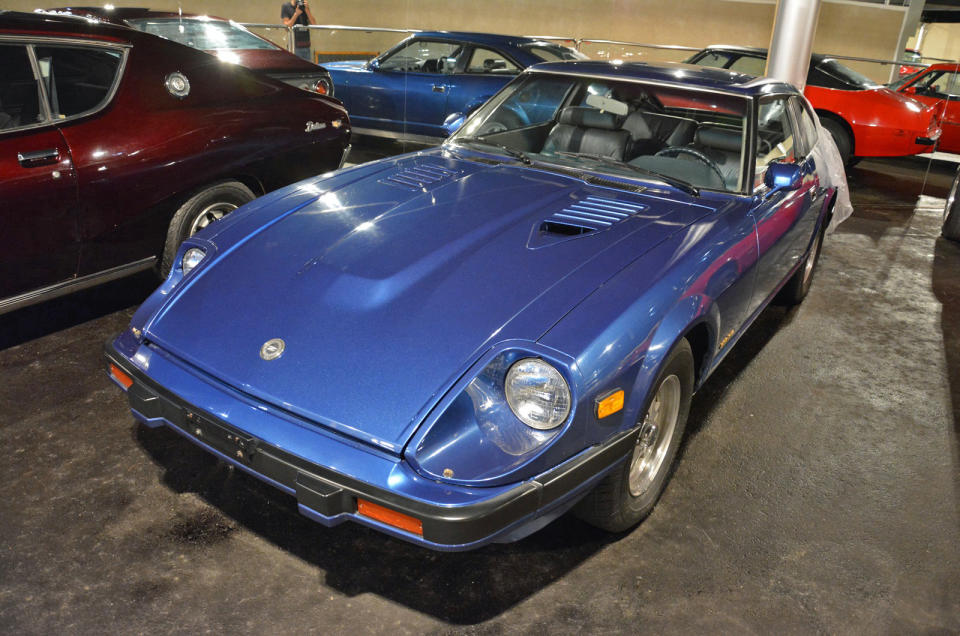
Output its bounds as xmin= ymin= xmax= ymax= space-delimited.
xmin=812 ymin=119 xmax=854 ymax=232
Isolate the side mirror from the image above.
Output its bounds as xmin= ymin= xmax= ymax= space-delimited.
xmin=903 ymin=85 xmax=919 ymax=95
xmin=367 ymin=58 xmax=381 ymax=72
xmin=763 ymin=161 xmax=802 ymax=198
xmin=442 ymin=111 xmax=467 ymax=136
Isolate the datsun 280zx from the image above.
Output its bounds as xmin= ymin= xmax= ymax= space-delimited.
xmin=106 ymin=60 xmax=839 ymax=550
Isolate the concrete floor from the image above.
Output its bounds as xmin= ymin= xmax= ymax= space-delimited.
xmin=1 ymin=149 xmax=958 ymax=633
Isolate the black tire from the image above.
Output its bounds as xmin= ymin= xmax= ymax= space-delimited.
xmin=819 ymin=116 xmax=853 ymax=167
xmin=778 ymin=222 xmax=826 ymax=306
xmin=574 ymin=339 xmax=694 ymax=532
xmin=943 ymin=166 xmax=960 ymax=242
xmin=160 ymin=181 xmax=255 ymax=277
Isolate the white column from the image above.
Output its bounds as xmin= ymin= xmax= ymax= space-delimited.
xmin=765 ymin=0 xmax=822 ymax=91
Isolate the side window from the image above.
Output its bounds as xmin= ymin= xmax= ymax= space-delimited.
xmin=379 ymin=40 xmax=462 ymax=74
xmin=34 ymin=46 xmax=122 ymax=119
xmin=790 ymin=96 xmax=819 ymax=155
xmin=465 ymin=47 xmax=519 ymax=74
xmin=728 ymin=55 xmax=767 ymax=77
xmin=915 ymin=71 xmax=960 ymax=98
xmin=755 ymin=97 xmax=797 ymax=188
xmin=0 ymin=44 xmax=45 ymax=131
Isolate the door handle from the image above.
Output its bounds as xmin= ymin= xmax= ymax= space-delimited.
xmin=18 ymin=148 xmax=60 ymax=167
xmin=431 ymin=84 xmax=446 ymax=93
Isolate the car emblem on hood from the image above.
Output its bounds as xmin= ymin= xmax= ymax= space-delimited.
xmin=260 ymin=338 xmax=285 ymax=361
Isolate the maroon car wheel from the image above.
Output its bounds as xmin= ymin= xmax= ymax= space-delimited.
xmin=160 ymin=181 xmax=255 ymax=276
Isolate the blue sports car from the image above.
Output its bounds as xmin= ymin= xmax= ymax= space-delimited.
xmin=324 ymin=31 xmax=586 ymax=142
xmin=106 ymin=61 xmax=838 ymax=550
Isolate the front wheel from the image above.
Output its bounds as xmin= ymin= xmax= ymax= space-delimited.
xmin=574 ymin=339 xmax=694 ymax=532
xmin=160 ymin=181 xmax=255 ymax=277
xmin=777 ymin=222 xmax=826 ymax=306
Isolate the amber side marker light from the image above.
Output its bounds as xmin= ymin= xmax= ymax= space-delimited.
xmin=357 ymin=499 xmax=423 ymax=536
xmin=109 ymin=363 xmax=133 ymax=390
xmin=596 ymin=389 xmax=625 ymax=419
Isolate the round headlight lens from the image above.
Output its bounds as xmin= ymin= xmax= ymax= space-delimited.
xmin=181 ymin=247 xmax=206 ymax=275
xmin=505 ymin=358 xmax=571 ymax=430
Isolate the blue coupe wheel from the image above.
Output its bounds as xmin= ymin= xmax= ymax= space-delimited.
xmin=575 ymin=339 xmax=694 ymax=533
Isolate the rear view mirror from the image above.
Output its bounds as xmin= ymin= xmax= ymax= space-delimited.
xmin=903 ymin=85 xmax=918 ymax=95
xmin=368 ymin=58 xmax=381 ymax=72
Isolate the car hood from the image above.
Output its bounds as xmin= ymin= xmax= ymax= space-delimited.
xmin=144 ymin=151 xmax=714 ymax=452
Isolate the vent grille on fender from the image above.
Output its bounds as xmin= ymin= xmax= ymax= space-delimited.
xmin=381 ymin=164 xmax=458 ymax=190
xmin=543 ymin=196 xmax=648 ymax=234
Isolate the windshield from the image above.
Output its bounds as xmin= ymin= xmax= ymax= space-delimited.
xmin=888 ymin=68 xmax=927 ymax=90
xmin=524 ymin=43 xmax=589 ymax=63
xmin=449 ymin=72 xmax=749 ymax=193
xmin=903 ymin=50 xmax=922 ymax=64
xmin=127 ymin=18 xmax=279 ymax=51
xmin=815 ymin=59 xmax=879 ymax=89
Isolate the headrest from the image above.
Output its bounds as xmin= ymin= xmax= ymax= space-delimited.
xmin=558 ymin=106 xmax=620 ymax=131
xmin=694 ymin=126 xmax=742 ymax=152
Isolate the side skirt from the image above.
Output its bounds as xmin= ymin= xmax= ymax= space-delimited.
xmin=0 ymin=256 xmax=156 ymax=316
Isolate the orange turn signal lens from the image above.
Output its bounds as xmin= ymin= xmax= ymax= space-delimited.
xmin=596 ymin=389 xmax=624 ymax=419
xmin=357 ymin=499 xmax=423 ymax=536
xmin=109 ymin=363 xmax=133 ymax=390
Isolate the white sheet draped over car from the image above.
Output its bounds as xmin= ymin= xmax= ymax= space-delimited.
xmin=815 ymin=120 xmax=854 ymax=232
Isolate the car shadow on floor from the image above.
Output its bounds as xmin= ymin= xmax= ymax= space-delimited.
xmin=932 ymin=237 xmax=960 ymax=516
xmin=0 ymin=271 xmax=157 ymax=351
xmin=131 ymin=297 xmax=800 ymax=624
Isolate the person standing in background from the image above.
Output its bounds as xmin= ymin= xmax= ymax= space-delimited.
xmin=281 ymin=0 xmax=316 ymax=61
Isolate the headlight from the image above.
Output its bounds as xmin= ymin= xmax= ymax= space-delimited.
xmin=181 ymin=247 xmax=206 ymax=275
xmin=505 ymin=358 xmax=571 ymax=430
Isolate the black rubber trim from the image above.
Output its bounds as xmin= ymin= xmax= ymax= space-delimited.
xmin=105 ymin=341 xmax=635 ymax=546
xmin=917 ymin=136 xmax=937 ymax=146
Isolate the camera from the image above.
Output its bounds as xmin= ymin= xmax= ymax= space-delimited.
xmin=296 ymin=0 xmax=305 ymax=8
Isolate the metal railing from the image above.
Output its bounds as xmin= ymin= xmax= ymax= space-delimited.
xmin=239 ymin=22 xmax=954 ymax=82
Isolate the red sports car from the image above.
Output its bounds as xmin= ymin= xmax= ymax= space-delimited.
xmin=0 ymin=10 xmax=350 ymax=314
xmin=890 ymin=63 xmax=960 ymax=154
xmin=687 ymin=46 xmax=941 ymax=165
xmin=48 ymin=6 xmax=334 ymax=95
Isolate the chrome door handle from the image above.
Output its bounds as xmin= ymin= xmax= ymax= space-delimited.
xmin=18 ymin=148 xmax=60 ymax=167
xmin=431 ymin=84 xmax=446 ymax=93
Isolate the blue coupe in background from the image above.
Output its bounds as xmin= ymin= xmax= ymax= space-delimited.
xmin=106 ymin=61 xmax=837 ymax=550
xmin=324 ymin=31 xmax=586 ymax=141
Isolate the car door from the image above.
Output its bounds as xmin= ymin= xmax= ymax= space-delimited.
xmin=902 ymin=67 xmax=960 ymax=153
xmin=443 ymin=46 xmax=521 ymax=125
xmin=748 ymin=94 xmax=819 ymax=311
xmin=0 ymin=42 xmax=79 ymax=304
xmin=352 ymin=38 xmax=464 ymax=137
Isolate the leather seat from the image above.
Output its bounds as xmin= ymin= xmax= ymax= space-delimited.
xmin=622 ymin=110 xmax=696 ymax=158
xmin=543 ymin=106 xmax=631 ymax=160
xmin=690 ymin=125 xmax=743 ymax=190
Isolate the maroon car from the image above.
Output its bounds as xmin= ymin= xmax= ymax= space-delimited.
xmin=0 ymin=11 xmax=350 ymax=314
xmin=49 ymin=6 xmax=334 ymax=95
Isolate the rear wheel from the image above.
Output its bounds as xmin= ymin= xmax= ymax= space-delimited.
xmin=160 ymin=181 xmax=255 ymax=277
xmin=574 ymin=339 xmax=694 ymax=532
xmin=819 ymin=116 xmax=853 ymax=167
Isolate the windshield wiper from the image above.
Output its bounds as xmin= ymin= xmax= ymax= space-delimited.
xmin=555 ymin=151 xmax=700 ymax=196
xmin=452 ymin=138 xmax=533 ymax=165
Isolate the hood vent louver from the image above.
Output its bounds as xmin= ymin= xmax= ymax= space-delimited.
xmin=381 ymin=163 xmax=458 ymax=191
xmin=543 ymin=196 xmax=648 ymax=233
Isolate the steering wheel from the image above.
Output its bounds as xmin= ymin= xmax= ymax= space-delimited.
xmin=654 ymin=146 xmax=726 ymax=188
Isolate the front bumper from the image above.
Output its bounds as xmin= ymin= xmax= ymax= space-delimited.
xmin=104 ymin=339 xmax=633 ymax=550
